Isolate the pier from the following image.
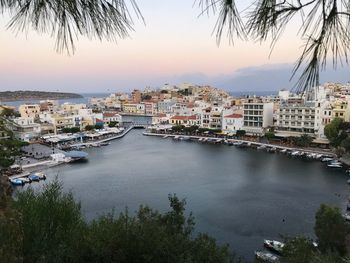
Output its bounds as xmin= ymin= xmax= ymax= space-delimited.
xmin=70 ymin=125 xmax=136 ymax=147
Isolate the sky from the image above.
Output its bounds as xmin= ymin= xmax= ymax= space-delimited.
xmin=0 ymin=0 xmax=349 ymax=93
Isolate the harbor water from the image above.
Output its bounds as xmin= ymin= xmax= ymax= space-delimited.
xmin=20 ymin=129 xmax=350 ymax=261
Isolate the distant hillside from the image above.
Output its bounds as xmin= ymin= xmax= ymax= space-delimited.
xmin=0 ymin=91 xmax=83 ymax=102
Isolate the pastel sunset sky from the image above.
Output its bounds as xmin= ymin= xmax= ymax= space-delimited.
xmin=0 ymin=0 xmax=349 ymax=93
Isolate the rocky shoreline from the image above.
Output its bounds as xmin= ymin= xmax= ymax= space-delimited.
xmin=0 ymin=90 xmax=83 ymax=102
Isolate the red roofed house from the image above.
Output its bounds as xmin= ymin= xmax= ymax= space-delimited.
xmin=152 ymin=113 xmax=169 ymax=125
xmin=170 ymin=115 xmax=200 ymax=126
xmin=103 ymin=112 xmax=122 ymax=125
xmin=222 ymin=113 xmax=243 ymax=133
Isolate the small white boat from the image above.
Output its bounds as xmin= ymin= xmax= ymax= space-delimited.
xmin=291 ymin=151 xmax=300 ymax=156
xmin=280 ymin=149 xmax=287 ymax=153
xmin=327 ymin=163 xmax=343 ymax=168
xmin=257 ymin=145 xmax=266 ymax=150
xmin=173 ymin=135 xmax=180 ymax=140
xmin=264 ymin=239 xmax=285 ymax=254
xmin=316 ymin=154 xmax=323 ymax=159
xmin=322 ymin=157 xmax=334 ymax=162
xmin=255 ymin=250 xmax=279 ymax=262
xmin=343 ymin=213 xmax=350 ymax=221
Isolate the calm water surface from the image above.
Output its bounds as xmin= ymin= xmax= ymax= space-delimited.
xmin=23 ymin=130 xmax=350 ymax=260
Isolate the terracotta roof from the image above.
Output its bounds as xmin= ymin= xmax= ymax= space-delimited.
xmin=103 ymin=112 xmax=118 ymax=118
xmin=224 ymin=114 xmax=243 ymax=119
xmin=156 ymin=113 xmax=167 ymax=117
xmin=95 ymin=118 xmax=104 ymax=123
xmin=170 ymin=115 xmax=198 ymax=121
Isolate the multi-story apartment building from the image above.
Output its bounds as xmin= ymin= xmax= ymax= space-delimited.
xmin=242 ymin=100 xmax=274 ymax=135
xmin=200 ymin=106 xmax=223 ymax=129
xmin=61 ymin=103 xmax=87 ymax=115
xmin=331 ymin=100 xmax=350 ymax=121
xmin=10 ymin=117 xmax=41 ymax=141
xmin=19 ymin=104 xmax=41 ymax=119
xmin=276 ymin=103 xmax=316 ymax=136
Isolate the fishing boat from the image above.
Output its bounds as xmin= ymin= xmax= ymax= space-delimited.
xmin=33 ymin=172 xmax=46 ymax=180
xmin=29 ymin=174 xmax=40 ymax=182
xmin=280 ymin=149 xmax=287 ymax=153
xmin=17 ymin=177 xmax=32 ymax=184
xmin=255 ymin=251 xmax=279 ymax=262
xmin=10 ymin=178 xmax=25 ymax=186
xmin=264 ymin=239 xmax=285 ymax=254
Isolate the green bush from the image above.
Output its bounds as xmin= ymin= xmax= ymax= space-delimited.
xmin=8 ymin=181 xmax=241 ymax=263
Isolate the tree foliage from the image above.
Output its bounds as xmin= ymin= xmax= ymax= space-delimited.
xmin=292 ymin=134 xmax=313 ymax=147
xmin=3 ymin=180 xmax=242 ymax=263
xmin=85 ymin=124 xmax=95 ymax=131
xmin=280 ymin=237 xmax=316 ymax=263
xmin=0 ymin=138 xmax=28 ymax=168
xmin=314 ymin=204 xmax=350 ymax=256
xmin=0 ymin=0 xmax=143 ymax=54
xmin=324 ymin=118 xmax=350 ymax=148
xmin=62 ymin=127 xmax=80 ymax=133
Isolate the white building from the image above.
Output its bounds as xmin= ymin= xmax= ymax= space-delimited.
xmin=222 ymin=114 xmax=243 ymax=134
xmin=242 ymin=101 xmax=274 ymax=135
xmin=276 ymin=103 xmax=316 ymax=137
xmin=11 ymin=117 xmax=41 ymax=141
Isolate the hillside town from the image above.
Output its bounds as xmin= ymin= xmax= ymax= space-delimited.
xmin=0 ymin=82 xmax=350 ymax=148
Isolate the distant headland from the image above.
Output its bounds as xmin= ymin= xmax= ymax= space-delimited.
xmin=0 ymin=91 xmax=83 ymax=102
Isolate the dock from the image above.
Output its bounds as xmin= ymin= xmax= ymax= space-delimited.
xmin=70 ymin=125 xmax=134 ymax=147
xmin=143 ymin=132 xmax=336 ymax=157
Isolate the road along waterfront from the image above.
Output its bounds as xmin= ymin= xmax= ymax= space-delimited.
xmin=17 ymin=129 xmax=350 ymax=261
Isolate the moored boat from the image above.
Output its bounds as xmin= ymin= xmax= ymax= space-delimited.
xmin=10 ymin=178 xmax=25 ymax=186
xmin=322 ymin=157 xmax=334 ymax=162
xmin=255 ymin=250 xmax=279 ymax=262
xmin=17 ymin=177 xmax=32 ymax=184
xmin=327 ymin=163 xmax=343 ymax=168
xmin=264 ymin=239 xmax=285 ymax=254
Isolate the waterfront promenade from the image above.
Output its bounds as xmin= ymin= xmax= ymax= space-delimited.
xmin=143 ymin=131 xmax=337 ymax=158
